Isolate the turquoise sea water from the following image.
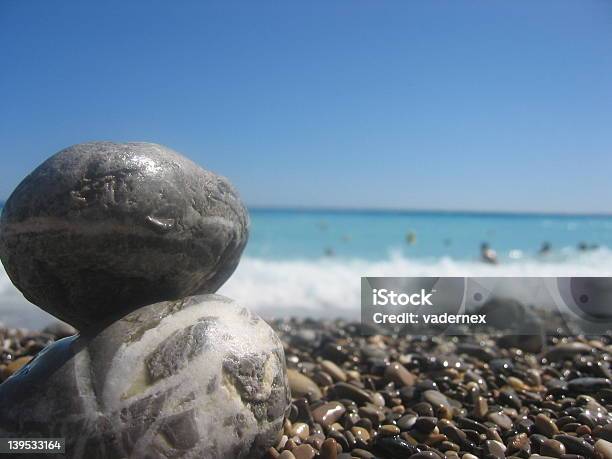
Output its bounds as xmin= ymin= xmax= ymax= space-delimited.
xmin=2 ymin=206 xmax=612 ymax=327
xmin=246 ymin=209 xmax=612 ymax=262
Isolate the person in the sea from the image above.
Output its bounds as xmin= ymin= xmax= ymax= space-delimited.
xmin=405 ymin=231 xmax=416 ymax=245
xmin=480 ymin=242 xmax=498 ymax=264
xmin=539 ymin=241 xmax=551 ymax=255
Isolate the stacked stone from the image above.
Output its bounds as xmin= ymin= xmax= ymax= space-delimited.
xmin=0 ymin=142 xmax=290 ymax=458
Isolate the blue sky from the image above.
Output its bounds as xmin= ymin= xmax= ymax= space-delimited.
xmin=1 ymin=1 xmax=611 ymax=213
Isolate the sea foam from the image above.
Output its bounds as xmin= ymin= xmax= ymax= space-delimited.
xmin=2 ymin=249 xmax=612 ymax=328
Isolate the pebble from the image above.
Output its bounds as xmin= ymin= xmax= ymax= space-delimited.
xmin=474 ymin=395 xmax=488 ymax=419
xmin=415 ymin=416 xmax=439 ymax=434
xmin=540 ymin=439 xmax=566 ymax=457
xmin=554 ymin=434 xmax=595 ymax=456
xmin=320 ymin=438 xmax=338 ymax=459
xmin=0 ymin=142 xmax=249 ymax=330
xmin=288 ymin=369 xmax=323 ymax=400
xmin=423 ymin=390 xmax=452 ymax=411
xmin=330 ymin=382 xmax=373 ymax=405
xmin=535 ymin=414 xmax=559 ymax=437
xmin=545 ymin=342 xmax=593 ymax=361
xmin=385 ymin=362 xmax=416 ymax=387
xmin=292 ymin=444 xmax=316 ymax=459
xmin=567 ymin=377 xmax=611 ymax=393
xmin=321 ymin=360 xmax=348 ymax=382
xmin=487 ymin=412 xmax=513 ymax=430
xmin=595 ymin=438 xmax=612 ymax=459
xmin=312 ymin=402 xmax=347 ymax=428
xmin=0 ymin=296 xmax=289 ymax=459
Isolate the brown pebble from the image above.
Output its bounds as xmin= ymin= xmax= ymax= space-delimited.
xmin=535 ymin=414 xmax=559 ymax=437
xmin=351 ymin=426 xmax=371 ymax=442
xmin=320 ymin=360 xmax=347 ymax=382
xmin=288 ymin=369 xmax=323 ymax=400
xmin=540 ymin=438 xmax=566 ymax=457
xmin=278 ymin=451 xmax=296 ymax=459
xmin=292 ymin=444 xmax=316 ymax=459
xmin=320 ymin=438 xmax=338 ymax=459
xmin=384 ymin=362 xmax=416 ymax=387
xmin=290 ymin=422 xmax=310 ymax=441
xmin=474 ymin=395 xmax=488 ymax=419
xmin=312 ymin=402 xmax=346 ymax=428
xmin=380 ymin=424 xmax=400 ymax=437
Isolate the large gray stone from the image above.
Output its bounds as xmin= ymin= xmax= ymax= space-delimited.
xmin=0 ymin=295 xmax=290 ymax=459
xmin=0 ymin=142 xmax=249 ymax=329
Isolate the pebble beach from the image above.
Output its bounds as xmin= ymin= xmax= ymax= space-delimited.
xmin=2 ymin=320 xmax=611 ymax=459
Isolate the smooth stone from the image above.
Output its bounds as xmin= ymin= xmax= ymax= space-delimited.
xmin=288 ymin=370 xmax=322 ymax=400
xmin=439 ymin=423 xmax=467 ymax=445
xmin=545 ymin=343 xmax=592 ymax=361
xmin=397 ymin=414 xmax=418 ymax=431
xmin=423 ymin=390 xmax=452 ymax=411
xmin=289 ymin=422 xmax=310 ymax=441
xmin=535 ymin=413 xmax=560 ymax=437
xmin=554 ymin=434 xmax=595 ymax=456
xmin=330 ymin=382 xmax=372 ymax=405
xmin=487 ymin=411 xmax=513 ymax=430
xmin=597 ymin=424 xmax=612 ymax=442
xmin=567 ymin=377 xmax=611 ymax=393
xmin=595 ymin=439 xmax=612 ymax=459
xmin=0 ymin=295 xmax=289 ymax=459
xmin=385 ymin=362 xmax=416 ymax=387
xmin=483 ymin=439 xmax=506 ymax=458
xmin=312 ymin=402 xmax=346 ymax=428
xmin=380 ymin=424 xmax=400 ymax=437
xmin=506 ymin=433 xmax=530 ymax=456
xmin=292 ymin=444 xmax=316 ymax=459
xmin=540 ymin=439 xmax=566 ymax=457
xmin=414 ymin=416 xmax=438 ymax=434
xmin=0 ymin=142 xmax=248 ymax=329
xmin=320 ymin=360 xmax=347 ymax=382
xmin=351 ymin=426 xmax=371 ymax=442
xmin=278 ymin=452 xmax=296 ymax=459
xmin=374 ymin=436 xmax=419 ymax=456
xmin=474 ymin=395 xmax=488 ymax=418
xmin=320 ymin=438 xmax=338 ymax=459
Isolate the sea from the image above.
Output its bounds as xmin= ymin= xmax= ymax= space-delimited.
xmin=2 ymin=207 xmax=612 ymax=328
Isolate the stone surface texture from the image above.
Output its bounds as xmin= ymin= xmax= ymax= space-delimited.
xmin=0 ymin=142 xmax=249 ymax=329
xmin=0 ymin=295 xmax=290 ymax=459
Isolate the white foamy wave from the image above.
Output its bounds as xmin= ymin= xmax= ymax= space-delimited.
xmin=219 ymin=249 xmax=612 ymax=319
xmin=2 ymin=249 xmax=612 ymax=328
xmin=0 ymin=263 xmax=56 ymax=329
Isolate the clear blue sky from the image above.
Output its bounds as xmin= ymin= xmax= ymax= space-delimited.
xmin=1 ymin=1 xmax=611 ymax=213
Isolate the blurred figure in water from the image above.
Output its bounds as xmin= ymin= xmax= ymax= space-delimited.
xmin=480 ymin=242 xmax=498 ymax=264
xmin=539 ymin=241 xmax=552 ymax=255
xmin=405 ymin=231 xmax=416 ymax=245
xmin=324 ymin=247 xmax=335 ymax=257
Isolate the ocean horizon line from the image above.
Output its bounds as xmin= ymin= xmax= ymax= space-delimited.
xmin=247 ymin=205 xmax=612 ymax=219
xmin=2 ymin=200 xmax=611 ymax=219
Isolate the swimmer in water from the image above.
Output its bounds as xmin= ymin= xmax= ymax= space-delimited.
xmin=539 ymin=241 xmax=551 ymax=255
xmin=405 ymin=231 xmax=416 ymax=245
xmin=480 ymin=242 xmax=498 ymax=264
